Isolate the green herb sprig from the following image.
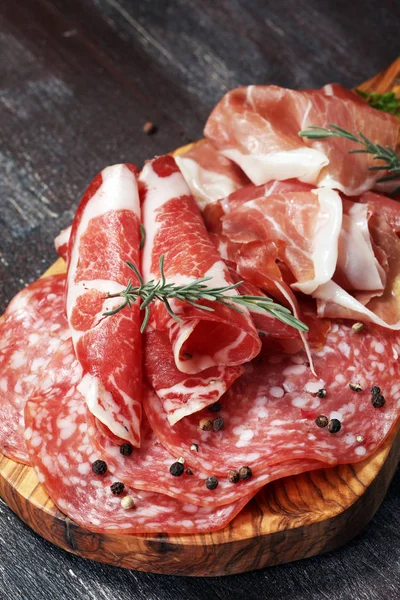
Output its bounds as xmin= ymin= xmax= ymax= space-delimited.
xmin=103 ymin=255 xmax=308 ymax=333
xmin=356 ymin=89 xmax=400 ymax=118
xmin=298 ymin=124 xmax=400 ymax=194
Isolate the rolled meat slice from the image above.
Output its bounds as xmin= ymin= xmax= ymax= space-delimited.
xmin=66 ymin=164 xmax=142 ymax=446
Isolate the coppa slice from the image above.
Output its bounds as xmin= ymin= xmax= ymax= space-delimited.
xmin=24 ymin=342 xmax=252 ymax=534
xmin=66 ymin=164 xmax=142 ymax=446
xmin=205 ymin=83 xmax=399 ymax=195
xmin=0 ymin=275 xmax=70 ymax=464
xmin=145 ymin=321 xmax=400 ymax=474
xmin=175 ymin=140 xmax=249 ymax=210
xmin=139 ymin=155 xmax=261 ymax=420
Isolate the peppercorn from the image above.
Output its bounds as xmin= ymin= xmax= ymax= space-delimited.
xmin=371 ymin=393 xmax=385 ymax=408
xmin=228 ymin=470 xmax=240 ymax=484
xmin=356 ymin=435 xmax=364 ymax=443
xmin=349 ymin=382 xmax=363 ymax=392
xmin=170 ymin=461 xmax=185 ymax=476
xmin=328 ymin=418 xmax=341 ymax=433
xmin=120 ymin=443 xmax=133 ymax=456
xmin=208 ymin=402 xmax=221 ymax=413
xmin=351 ymin=322 xmax=364 ymax=333
xmin=370 ymin=386 xmax=381 ymax=396
xmin=92 ymin=460 xmax=107 ymax=475
xmin=121 ymin=496 xmax=135 ymax=510
xmin=213 ymin=416 xmax=225 ymax=431
xmin=186 ymin=468 xmax=193 ymax=476
xmin=317 ymin=389 xmax=327 ymax=398
xmin=239 ymin=466 xmax=252 ymax=480
xmin=110 ymin=482 xmax=125 ymax=495
xmin=315 ymin=415 xmax=329 ymax=428
xmin=205 ymin=476 xmax=219 ymax=490
xmin=190 ymin=443 xmax=199 ymax=452
xmin=199 ymin=418 xmax=213 ymax=431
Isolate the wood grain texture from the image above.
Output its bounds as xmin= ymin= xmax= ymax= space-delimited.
xmin=1 ymin=59 xmax=400 ymax=577
xmin=0 ymin=1 xmax=400 ymax=597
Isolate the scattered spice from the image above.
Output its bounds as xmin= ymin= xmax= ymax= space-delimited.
xmin=170 ymin=460 xmax=185 ymax=477
xmin=356 ymin=435 xmax=365 ymax=443
xmin=239 ymin=466 xmax=252 ymax=480
xmin=349 ymin=382 xmax=363 ymax=392
xmin=212 ymin=416 xmax=225 ymax=431
xmin=370 ymin=386 xmax=381 ymax=395
xmin=186 ymin=468 xmax=193 ymax=476
xmin=190 ymin=443 xmax=199 ymax=452
xmin=317 ymin=389 xmax=327 ymax=398
xmin=110 ymin=482 xmax=125 ymax=495
xmin=351 ymin=322 xmax=364 ymax=333
xmin=315 ymin=415 xmax=329 ymax=428
xmin=328 ymin=418 xmax=341 ymax=434
xmin=208 ymin=401 xmax=221 ymax=413
xmin=92 ymin=459 xmax=107 ymax=475
xmin=205 ymin=476 xmax=219 ymax=490
xmin=143 ymin=121 xmax=157 ymax=135
xmin=371 ymin=393 xmax=385 ymax=408
xmin=121 ymin=496 xmax=135 ymax=510
xmin=199 ymin=418 xmax=213 ymax=431
xmin=120 ymin=443 xmax=133 ymax=456
xmin=228 ymin=470 xmax=240 ymax=484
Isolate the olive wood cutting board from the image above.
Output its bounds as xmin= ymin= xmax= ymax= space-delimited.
xmin=0 ymin=59 xmax=399 ymax=577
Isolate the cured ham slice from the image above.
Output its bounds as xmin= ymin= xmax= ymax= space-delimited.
xmin=139 ymin=155 xmax=261 ymax=421
xmin=205 ymin=83 xmax=399 ymax=195
xmin=66 ymin=164 xmax=142 ymax=446
xmin=0 ymin=275 xmax=69 ymax=464
xmin=54 ymin=225 xmax=72 ymax=263
xmin=145 ymin=322 xmax=400 ymax=474
xmin=174 ymin=140 xmax=249 ymax=210
xmin=359 ymin=191 xmax=400 ymax=234
xmin=25 ymin=341 xmax=252 ymax=534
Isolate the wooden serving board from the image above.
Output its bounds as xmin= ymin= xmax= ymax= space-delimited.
xmin=1 ymin=60 xmax=400 ymax=577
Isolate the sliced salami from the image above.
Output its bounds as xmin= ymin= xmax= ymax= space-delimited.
xmin=0 ymin=275 xmax=70 ymax=464
xmin=24 ymin=341 xmax=252 ymax=534
xmin=145 ymin=321 xmax=400 ymax=474
xmin=66 ymin=164 xmax=142 ymax=446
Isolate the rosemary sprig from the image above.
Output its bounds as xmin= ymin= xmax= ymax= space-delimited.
xmin=298 ymin=123 xmax=400 ymax=194
xmin=104 ymin=255 xmax=308 ymax=333
xmin=356 ymin=89 xmax=400 ymax=118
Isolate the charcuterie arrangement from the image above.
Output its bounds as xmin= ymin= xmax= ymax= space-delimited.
xmin=1 ymin=82 xmax=400 ymax=536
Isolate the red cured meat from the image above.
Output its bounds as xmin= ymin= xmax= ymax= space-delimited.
xmin=139 ymin=155 xmax=261 ymax=422
xmin=66 ymin=164 xmax=142 ymax=446
xmin=359 ymin=191 xmax=400 ymax=234
xmin=205 ymin=83 xmax=399 ymax=196
xmin=24 ymin=341 xmax=252 ymax=534
xmin=54 ymin=225 xmax=72 ymax=263
xmin=174 ymin=140 xmax=250 ymax=210
xmin=145 ymin=321 xmax=400 ymax=473
xmin=0 ymin=275 xmax=70 ymax=464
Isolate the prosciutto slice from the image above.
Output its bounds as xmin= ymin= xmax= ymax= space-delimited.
xmin=175 ymin=140 xmax=249 ymax=210
xmin=25 ymin=341 xmax=252 ymax=534
xmin=139 ymin=155 xmax=261 ymax=422
xmin=66 ymin=164 xmax=142 ymax=446
xmin=205 ymin=83 xmax=399 ymax=195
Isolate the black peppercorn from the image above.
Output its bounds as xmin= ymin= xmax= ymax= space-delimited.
xmin=371 ymin=394 xmax=385 ymax=408
xmin=315 ymin=415 xmax=329 ymax=428
xmin=228 ymin=470 xmax=240 ymax=484
xmin=170 ymin=461 xmax=185 ymax=477
xmin=208 ymin=402 xmax=221 ymax=413
xmin=328 ymin=418 xmax=341 ymax=434
xmin=239 ymin=466 xmax=252 ymax=480
xmin=110 ymin=482 xmax=125 ymax=495
xmin=370 ymin=386 xmax=381 ymax=396
xmin=186 ymin=468 xmax=193 ymax=476
xmin=205 ymin=476 xmax=219 ymax=490
xmin=213 ymin=417 xmax=225 ymax=431
xmin=317 ymin=389 xmax=327 ymax=398
xmin=120 ymin=443 xmax=133 ymax=456
xmin=92 ymin=460 xmax=107 ymax=475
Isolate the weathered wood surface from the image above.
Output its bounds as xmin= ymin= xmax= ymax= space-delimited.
xmin=0 ymin=0 xmax=400 ymax=596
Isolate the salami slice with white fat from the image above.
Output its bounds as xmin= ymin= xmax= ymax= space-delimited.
xmin=66 ymin=164 xmax=142 ymax=446
xmin=0 ymin=275 xmax=69 ymax=463
xmin=24 ymin=341 xmax=252 ymax=534
xmin=145 ymin=321 xmax=400 ymax=474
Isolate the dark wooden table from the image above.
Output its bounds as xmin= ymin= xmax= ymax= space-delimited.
xmin=0 ymin=1 xmax=399 ymax=597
